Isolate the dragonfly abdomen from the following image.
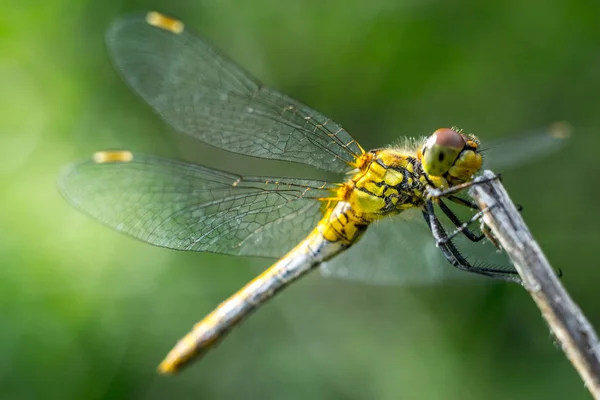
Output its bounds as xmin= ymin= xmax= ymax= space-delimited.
xmin=158 ymin=202 xmax=361 ymax=374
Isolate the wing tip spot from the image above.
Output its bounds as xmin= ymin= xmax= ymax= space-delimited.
xmin=93 ymin=150 xmax=134 ymax=164
xmin=548 ymin=121 xmax=573 ymax=139
xmin=146 ymin=11 xmax=185 ymax=34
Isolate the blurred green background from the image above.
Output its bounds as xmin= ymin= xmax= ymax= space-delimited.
xmin=2 ymin=0 xmax=600 ymax=399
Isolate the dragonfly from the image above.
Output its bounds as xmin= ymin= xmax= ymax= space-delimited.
xmin=59 ymin=11 xmax=568 ymax=374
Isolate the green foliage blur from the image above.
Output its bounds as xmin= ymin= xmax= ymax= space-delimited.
xmin=2 ymin=0 xmax=600 ymax=399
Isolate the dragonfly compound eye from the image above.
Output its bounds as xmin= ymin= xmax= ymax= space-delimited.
xmin=421 ymin=128 xmax=466 ymax=177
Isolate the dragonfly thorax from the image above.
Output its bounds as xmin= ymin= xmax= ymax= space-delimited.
xmin=340 ymin=148 xmax=428 ymax=222
xmin=340 ymin=128 xmax=484 ymax=223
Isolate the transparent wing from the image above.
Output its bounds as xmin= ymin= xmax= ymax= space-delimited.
xmin=482 ymin=122 xmax=572 ymax=171
xmin=58 ymin=152 xmax=334 ymax=257
xmin=106 ymin=12 xmax=362 ymax=173
xmin=320 ymin=207 xmax=516 ymax=286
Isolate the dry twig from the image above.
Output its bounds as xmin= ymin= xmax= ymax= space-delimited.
xmin=469 ymin=170 xmax=600 ymax=399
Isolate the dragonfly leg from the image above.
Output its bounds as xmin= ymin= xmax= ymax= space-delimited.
xmin=438 ymin=203 xmax=498 ymax=245
xmin=447 ymin=195 xmax=479 ymax=210
xmin=450 ymin=192 xmax=524 ymax=213
xmin=423 ymin=200 xmax=521 ymax=284
xmin=437 ymin=199 xmax=484 ymax=242
xmin=449 ymin=188 xmax=523 ymax=217
xmin=428 ymin=173 xmax=501 ymax=199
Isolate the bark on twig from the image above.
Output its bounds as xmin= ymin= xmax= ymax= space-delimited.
xmin=469 ymin=170 xmax=600 ymax=399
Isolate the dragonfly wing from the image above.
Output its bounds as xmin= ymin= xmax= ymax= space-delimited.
xmin=482 ymin=122 xmax=572 ymax=171
xmin=320 ymin=207 xmax=516 ymax=286
xmin=320 ymin=209 xmax=455 ymax=286
xmin=106 ymin=12 xmax=362 ymax=173
xmin=59 ymin=152 xmax=333 ymax=258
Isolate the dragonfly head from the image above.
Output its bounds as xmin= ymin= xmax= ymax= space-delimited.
xmin=419 ymin=128 xmax=483 ymax=183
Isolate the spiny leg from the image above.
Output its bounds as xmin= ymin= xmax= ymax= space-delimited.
xmin=422 ymin=207 xmax=487 ymax=275
xmin=447 ymin=195 xmax=480 ymax=211
xmin=437 ymin=199 xmax=484 ymax=242
xmin=438 ymin=203 xmax=496 ymax=245
xmin=434 ymin=179 xmax=503 ymax=245
xmin=448 ymin=191 xmax=512 ymax=250
xmin=449 ymin=190 xmax=524 ymax=214
xmin=423 ymin=200 xmax=521 ymax=284
xmin=449 ymin=191 xmax=523 ymax=213
xmin=423 ymin=202 xmax=483 ymax=271
xmin=428 ymin=174 xmax=501 ymax=199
